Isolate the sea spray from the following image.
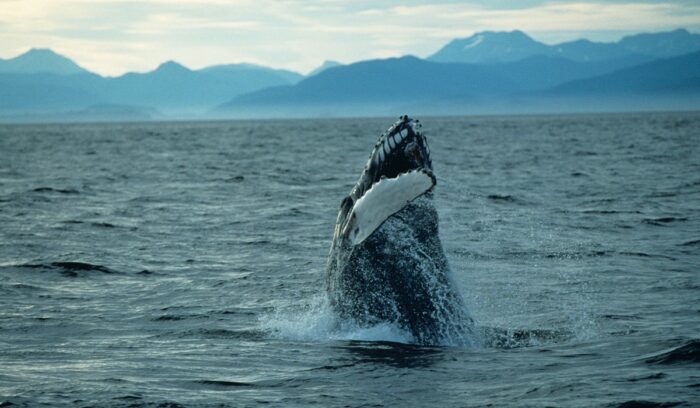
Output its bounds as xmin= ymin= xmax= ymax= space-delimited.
xmin=259 ymin=294 xmax=414 ymax=344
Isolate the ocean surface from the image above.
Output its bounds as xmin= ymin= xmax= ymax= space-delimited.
xmin=1 ymin=112 xmax=699 ymax=407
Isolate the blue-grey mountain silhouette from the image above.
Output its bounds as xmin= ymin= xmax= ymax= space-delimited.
xmin=429 ymin=28 xmax=700 ymax=64
xmin=307 ymin=60 xmax=343 ymax=76
xmin=0 ymin=48 xmax=87 ymax=75
xmin=2 ymin=28 xmax=699 ymax=121
xmin=551 ymin=51 xmax=700 ymax=95
xmin=0 ymin=55 xmax=303 ymax=119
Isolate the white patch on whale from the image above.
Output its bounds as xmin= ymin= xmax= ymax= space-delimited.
xmin=342 ymin=170 xmax=435 ymax=246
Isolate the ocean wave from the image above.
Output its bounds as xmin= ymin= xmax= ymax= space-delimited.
xmin=645 ymin=339 xmax=700 ymax=365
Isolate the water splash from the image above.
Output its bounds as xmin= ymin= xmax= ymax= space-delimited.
xmin=259 ymin=295 xmax=414 ymax=344
xmin=260 ymin=294 xmax=579 ymax=349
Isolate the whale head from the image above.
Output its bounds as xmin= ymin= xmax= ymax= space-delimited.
xmin=334 ymin=116 xmax=436 ymax=246
xmin=352 ymin=115 xmax=433 ymax=200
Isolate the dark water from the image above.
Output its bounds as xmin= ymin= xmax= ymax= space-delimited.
xmin=1 ymin=113 xmax=699 ymax=407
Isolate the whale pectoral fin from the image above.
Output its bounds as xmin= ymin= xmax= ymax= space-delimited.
xmin=343 ymin=169 xmax=436 ymax=246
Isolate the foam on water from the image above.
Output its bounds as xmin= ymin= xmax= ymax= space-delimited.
xmin=259 ymin=290 xmax=589 ymax=349
xmin=259 ymin=295 xmax=414 ymax=344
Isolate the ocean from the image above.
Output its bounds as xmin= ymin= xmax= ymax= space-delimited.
xmin=1 ymin=112 xmax=698 ymax=407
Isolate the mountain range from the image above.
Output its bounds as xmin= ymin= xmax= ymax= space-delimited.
xmin=1 ymin=28 xmax=699 ymax=122
xmin=428 ymin=28 xmax=700 ymax=63
xmin=0 ymin=51 xmax=303 ymax=118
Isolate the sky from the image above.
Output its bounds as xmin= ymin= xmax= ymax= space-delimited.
xmin=1 ymin=0 xmax=699 ymax=76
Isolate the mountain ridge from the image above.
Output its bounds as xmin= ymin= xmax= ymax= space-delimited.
xmin=429 ymin=28 xmax=700 ymax=63
xmin=217 ymin=50 xmax=700 ymax=118
xmin=2 ymin=28 xmax=699 ymax=121
xmin=0 ymin=48 xmax=88 ymax=75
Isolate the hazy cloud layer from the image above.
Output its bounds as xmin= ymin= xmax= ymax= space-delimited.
xmin=1 ymin=0 xmax=699 ymax=75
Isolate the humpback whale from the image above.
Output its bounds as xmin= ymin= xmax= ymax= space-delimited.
xmin=326 ymin=116 xmax=472 ymax=345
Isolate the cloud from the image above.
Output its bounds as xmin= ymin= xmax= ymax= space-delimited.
xmin=0 ymin=1 xmax=699 ymax=75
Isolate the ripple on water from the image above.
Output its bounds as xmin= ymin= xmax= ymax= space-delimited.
xmin=645 ymin=340 xmax=700 ymax=365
